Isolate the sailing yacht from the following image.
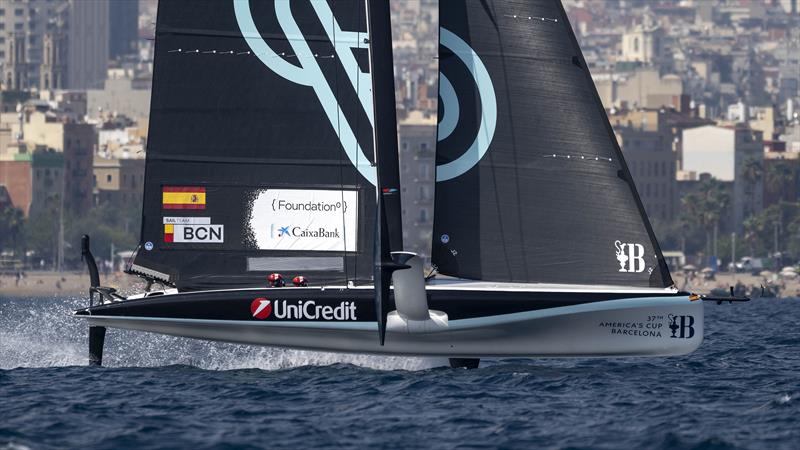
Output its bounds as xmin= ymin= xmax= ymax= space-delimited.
xmin=75 ymin=0 xmax=739 ymax=368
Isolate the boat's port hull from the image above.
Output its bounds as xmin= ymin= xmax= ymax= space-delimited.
xmin=74 ymin=287 xmax=703 ymax=357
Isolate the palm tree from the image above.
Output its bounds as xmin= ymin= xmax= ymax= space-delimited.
xmin=743 ymin=215 xmax=759 ymax=257
xmin=740 ymin=157 xmax=762 ymax=217
xmin=766 ymin=161 xmax=793 ymax=203
xmin=681 ymin=178 xmax=730 ymax=257
xmin=0 ymin=206 xmax=25 ymax=257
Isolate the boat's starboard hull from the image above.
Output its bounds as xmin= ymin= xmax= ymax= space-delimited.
xmin=74 ymin=287 xmax=703 ymax=357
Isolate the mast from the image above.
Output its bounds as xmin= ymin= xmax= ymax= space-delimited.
xmin=367 ymin=0 xmax=402 ymax=248
xmin=367 ymin=0 xmax=404 ymax=344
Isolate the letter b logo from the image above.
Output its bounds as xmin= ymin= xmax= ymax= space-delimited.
xmin=679 ymin=315 xmax=695 ymax=339
xmin=615 ymin=241 xmax=646 ymax=273
xmin=627 ymin=243 xmax=645 ymax=273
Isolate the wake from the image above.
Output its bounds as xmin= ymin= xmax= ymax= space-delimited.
xmin=0 ymin=296 xmax=442 ymax=371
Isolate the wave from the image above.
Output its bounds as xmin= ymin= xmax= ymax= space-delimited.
xmin=0 ymin=296 xmax=444 ymax=371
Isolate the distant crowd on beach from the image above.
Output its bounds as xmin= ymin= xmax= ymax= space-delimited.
xmin=675 ymin=270 xmax=800 ymax=298
xmin=0 ymin=270 xmax=143 ymax=297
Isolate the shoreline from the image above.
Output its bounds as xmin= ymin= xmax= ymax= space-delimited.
xmin=0 ymin=271 xmax=146 ymax=298
xmin=2 ymin=270 xmax=799 ymax=298
xmin=672 ymin=272 xmax=800 ymax=298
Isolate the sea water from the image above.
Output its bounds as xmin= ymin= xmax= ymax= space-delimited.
xmin=0 ymin=295 xmax=798 ymax=449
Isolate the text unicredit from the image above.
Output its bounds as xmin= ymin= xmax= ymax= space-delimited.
xmin=273 ymin=300 xmax=357 ymax=320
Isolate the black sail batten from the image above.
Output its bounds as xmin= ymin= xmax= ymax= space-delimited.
xmin=131 ymin=0 xmax=377 ymax=290
xmin=432 ymin=0 xmax=673 ymax=288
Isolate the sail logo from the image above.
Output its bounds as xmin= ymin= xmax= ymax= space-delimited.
xmin=435 ymin=29 xmax=497 ymax=182
xmin=233 ymin=0 xmax=496 ymax=184
xmin=250 ymin=189 xmax=357 ymax=252
xmin=614 ymin=240 xmax=645 ymax=273
xmin=668 ymin=314 xmax=695 ymax=339
xmin=272 ymin=224 xmax=341 ymax=239
xmin=164 ymin=220 xmax=224 ymax=244
xmin=250 ymin=298 xmax=357 ymax=321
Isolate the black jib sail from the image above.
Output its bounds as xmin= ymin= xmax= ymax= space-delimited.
xmin=432 ymin=0 xmax=673 ymax=288
xmin=130 ymin=0 xmax=379 ymax=290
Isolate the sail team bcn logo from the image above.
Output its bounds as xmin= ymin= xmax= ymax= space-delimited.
xmin=232 ymin=0 xmax=497 ymax=184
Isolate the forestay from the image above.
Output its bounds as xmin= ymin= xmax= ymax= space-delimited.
xmin=432 ymin=0 xmax=673 ymax=288
xmin=131 ymin=0 xmax=377 ymax=290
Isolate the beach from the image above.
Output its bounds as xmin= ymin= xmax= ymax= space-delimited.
xmin=0 ymin=271 xmax=146 ymax=297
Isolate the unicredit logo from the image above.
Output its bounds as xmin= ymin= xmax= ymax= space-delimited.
xmin=250 ymin=299 xmax=357 ymax=321
xmin=251 ymin=298 xmax=273 ymax=319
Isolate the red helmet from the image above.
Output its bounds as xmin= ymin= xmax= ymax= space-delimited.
xmin=267 ymin=273 xmax=285 ymax=287
xmin=292 ymin=276 xmax=308 ymax=287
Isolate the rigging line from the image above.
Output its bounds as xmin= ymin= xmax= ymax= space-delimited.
xmin=331 ymin=5 xmax=349 ymax=286
xmin=353 ymin=21 xmax=360 ymax=284
xmin=353 ymin=16 xmax=366 ymax=284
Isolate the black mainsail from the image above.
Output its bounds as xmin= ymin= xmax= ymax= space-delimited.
xmin=131 ymin=0 xmax=380 ymax=290
xmin=432 ymin=0 xmax=673 ymax=288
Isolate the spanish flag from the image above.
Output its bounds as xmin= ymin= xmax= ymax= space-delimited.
xmin=162 ymin=186 xmax=206 ymax=210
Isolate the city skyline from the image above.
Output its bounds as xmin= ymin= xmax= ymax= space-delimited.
xmin=1 ymin=0 xmax=800 ymax=271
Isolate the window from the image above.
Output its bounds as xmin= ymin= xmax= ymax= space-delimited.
xmin=106 ymin=174 xmax=112 ymax=182
xmin=633 ymin=37 xmax=640 ymax=52
xmin=419 ymin=185 xmax=430 ymax=201
xmin=14 ymin=8 xmax=23 ymax=16
xmin=418 ymin=164 xmax=429 ymax=180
